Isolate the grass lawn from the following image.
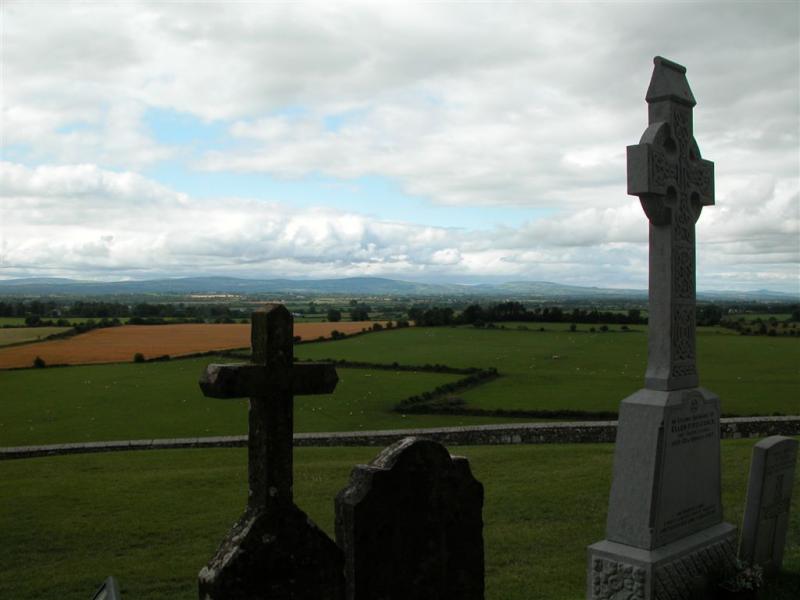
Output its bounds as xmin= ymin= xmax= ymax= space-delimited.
xmin=0 ymin=439 xmax=797 ymax=600
xmin=0 ymin=357 xmax=527 ymax=447
xmin=0 ymin=326 xmax=72 ymax=347
xmin=296 ymin=326 xmax=800 ymax=416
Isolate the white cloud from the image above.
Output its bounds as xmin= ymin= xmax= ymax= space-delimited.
xmin=1 ymin=161 xmax=796 ymax=291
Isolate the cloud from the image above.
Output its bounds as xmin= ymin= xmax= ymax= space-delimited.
xmin=4 ymin=3 xmax=798 ymax=200
xmin=1 ymin=161 xmax=796 ymax=292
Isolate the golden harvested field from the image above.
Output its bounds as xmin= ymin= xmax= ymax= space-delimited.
xmin=0 ymin=322 xmax=378 ymax=369
xmin=0 ymin=327 xmax=72 ymax=347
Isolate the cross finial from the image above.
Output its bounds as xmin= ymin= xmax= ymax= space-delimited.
xmin=251 ymin=304 xmax=292 ymax=366
xmin=646 ymin=56 xmax=696 ymax=107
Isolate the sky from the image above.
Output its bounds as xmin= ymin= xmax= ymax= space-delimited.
xmin=0 ymin=1 xmax=798 ymax=293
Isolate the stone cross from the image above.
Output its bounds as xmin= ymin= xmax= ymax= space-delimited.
xmin=197 ymin=304 xmax=344 ymax=600
xmin=199 ymin=303 xmax=337 ymax=510
xmin=627 ymin=56 xmax=714 ymax=391
xmin=740 ymin=436 xmax=798 ymax=575
xmin=587 ymin=58 xmax=736 ymax=600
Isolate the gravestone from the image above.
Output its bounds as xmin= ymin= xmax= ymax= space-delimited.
xmin=739 ymin=435 xmax=798 ymax=575
xmin=587 ymin=57 xmax=737 ymax=599
xmin=335 ymin=436 xmax=484 ymax=600
xmin=91 ymin=576 xmax=121 ymax=600
xmin=197 ymin=304 xmax=345 ymax=600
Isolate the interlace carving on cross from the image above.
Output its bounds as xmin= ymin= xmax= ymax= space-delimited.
xmin=627 ymin=56 xmax=714 ymax=391
xmin=199 ymin=304 xmax=338 ymax=510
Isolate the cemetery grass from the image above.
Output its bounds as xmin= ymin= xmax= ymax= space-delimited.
xmin=296 ymin=326 xmax=800 ymax=416
xmin=0 ymin=356 xmax=524 ymax=446
xmin=1 ymin=438 xmax=797 ymax=600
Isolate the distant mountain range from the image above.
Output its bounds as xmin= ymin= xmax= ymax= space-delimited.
xmin=0 ymin=276 xmax=796 ymax=302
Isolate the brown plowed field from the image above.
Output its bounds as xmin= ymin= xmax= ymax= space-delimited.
xmin=0 ymin=322 xmax=378 ymax=369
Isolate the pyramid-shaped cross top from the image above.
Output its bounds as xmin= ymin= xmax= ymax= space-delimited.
xmin=199 ymin=304 xmax=338 ymax=510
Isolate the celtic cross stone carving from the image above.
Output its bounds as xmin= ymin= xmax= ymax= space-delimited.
xmin=627 ymin=56 xmax=715 ymax=391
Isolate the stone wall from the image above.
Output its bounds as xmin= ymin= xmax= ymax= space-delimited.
xmin=2 ymin=416 xmax=798 ymax=460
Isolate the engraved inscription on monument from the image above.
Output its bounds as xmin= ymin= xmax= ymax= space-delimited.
xmin=653 ymin=391 xmax=722 ymax=547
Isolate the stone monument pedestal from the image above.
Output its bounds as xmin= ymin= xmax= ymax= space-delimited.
xmin=588 ymin=523 xmax=736 ymax=599
xmin=587 ymin=387 xmax=737 ymax=599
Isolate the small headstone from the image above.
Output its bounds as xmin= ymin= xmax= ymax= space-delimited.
xmin=197 ymin=304 xmax=344 ymax=600
xmin=739 ymin=435 xmax=798 ymax=575
xmin=91 ymin=576 xmax=121 ymax=600
xmin=335 ymin=436 xmax=484 ymax=600
xmin=587 ymin=57 xmax=737 ymax=599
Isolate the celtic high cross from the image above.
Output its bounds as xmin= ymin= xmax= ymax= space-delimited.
xmin=627 ymin=56 xmax=714 ymax=391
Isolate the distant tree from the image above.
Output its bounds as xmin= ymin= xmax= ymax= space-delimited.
xmin=569 ymin=323 xmax=577 ymax=332
xmin=33 ymin=356 xmax=46 ymax=368
xmin=460 ymin=304 xmax=484 ymax=324
xmin=133 ymin=353 xmax=145 ymax=363
xmin=350 ymin=306 xmax=370 ymax=321
xmin=326 ymin=308 xmax=342 ymax=322
xmin=696 ymin=304 xmax=723 ymax=327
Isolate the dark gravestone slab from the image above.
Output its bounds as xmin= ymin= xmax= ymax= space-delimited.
xmin=198 ymin=304 xmax=344 ymax=600
xmin=740 ymin=436 xmax=798 ymax=575
xmin=335 ymin=437 xmax=484 ymax=600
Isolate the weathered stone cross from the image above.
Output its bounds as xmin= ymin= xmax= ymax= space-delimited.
xmin=627 ymin=56 xmax=715 ymax=391
xmin=200 ymin=303 xmax=338 ymax=509
xmin=197 ymin=304 xmax=345 ymax=600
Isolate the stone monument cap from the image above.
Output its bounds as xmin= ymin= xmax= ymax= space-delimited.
xmin=646 ymin=56 xmax=696 ymax=107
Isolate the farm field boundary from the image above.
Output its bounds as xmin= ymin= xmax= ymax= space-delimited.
xmin=0 ymin=321 xmax=385 ymax=369
xmin=3 ymin=415 xmax=798 ymax=460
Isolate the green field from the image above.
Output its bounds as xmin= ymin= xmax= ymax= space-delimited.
xmin=296 ymin=326 xmax=800 ymax=416
xmin=1 ymin=439 xmax=797 ymax=600
xmin=0 ymin=326 xmax=72 ymax=347
xmin=2 ymin=325 xmax=798 ymax=447
xmin=1 ymin=325 xmax=799 ymax=598
xmin=0 ymin=357 xmax=529 ymax=447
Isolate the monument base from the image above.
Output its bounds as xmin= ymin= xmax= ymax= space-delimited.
xmin=199 ymin=502 xmax=345 ymax=600
xmin=587 ymin=522 xmax=737 ymax=600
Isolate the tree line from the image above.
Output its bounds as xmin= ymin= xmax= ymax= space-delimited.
xmin=0 ymin=300 xmax=248 ymax=320
xmin=407 ymin=302 xmax=648 ymax=327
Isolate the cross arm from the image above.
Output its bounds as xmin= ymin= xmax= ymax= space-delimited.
xmin=627 ymin=122 xmax=673 ymax=199
xmin=199 ymin=362 xmax=339 ymax=399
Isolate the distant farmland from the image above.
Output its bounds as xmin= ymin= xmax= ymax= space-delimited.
xmin=0 ymin=327 xmax=72 ymax=347
xmin=0 ymin=322 xmax=378 ymax=369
